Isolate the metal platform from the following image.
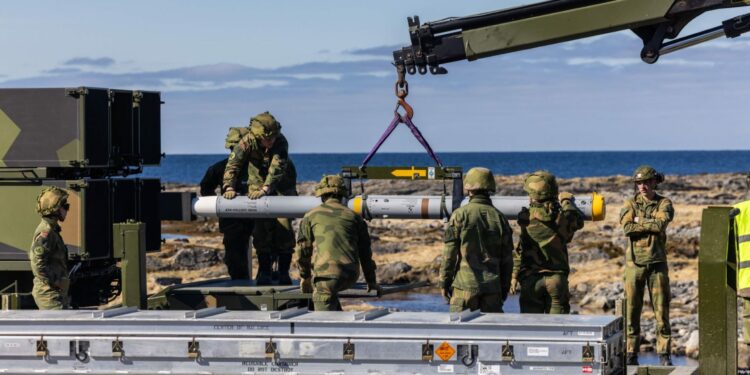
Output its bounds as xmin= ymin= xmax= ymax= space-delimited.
xmin=0 ymin=308 xmax=624 ymax=374
xmin=147 ymin=279 xmax=428 ymax=310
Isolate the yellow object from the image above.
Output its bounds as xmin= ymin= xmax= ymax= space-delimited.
xmin=591 ymin=192 xmax=606 ymax=222
xmin=391 ymin=166 xmax=427 ymax=179
xmin=734 ymin=200 xmax=750 ymax=296
xmin=352 ymin=196 xmax=362 ymax=215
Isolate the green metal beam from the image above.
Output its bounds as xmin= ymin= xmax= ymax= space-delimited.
xmin=113 ymin=222 xmax=147 ymax=309
xmin=698 ymin=206 xmax=736 ymax=374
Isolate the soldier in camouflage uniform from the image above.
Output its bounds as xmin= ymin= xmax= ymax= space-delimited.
xmin=440 ymin=167 xmax=514 ymax=313
xmin=29 ymin=186 xmax=71 ymax=310
xmin=621 ymin=165 xmax=674 ymax=366
xmin=296 ymin=175 xmax=380 ymax=311
xmin=200 ymin=127 xmax=254 ymax=280
xmin=222 ymin=112 xmax=297 ymax=285
xmin=511 ymin=170 xmax=584 ymax=314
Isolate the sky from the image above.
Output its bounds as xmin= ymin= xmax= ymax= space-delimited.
xmin=1 ymin=1 xmax=750 ymax=154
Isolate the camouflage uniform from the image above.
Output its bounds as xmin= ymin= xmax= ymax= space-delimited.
xmin=513 ymin=171 xmax=584 ymax=314
xmin=200 ymin=158 xmax=254 ymax=280
xmin=621 ymin=166 xmax=674 ymax=357
xmin=29 ymin=187 xmax=70 ymax=310
xmin=296 ymin=176 xmax=378 ymax=311
xmin=222 ymin=113 xmax=296 ymax=285
xmin=252 ymin=160 xmax=297 ymax=284
xmin=440 ymin=167 xmax=514 ymax=313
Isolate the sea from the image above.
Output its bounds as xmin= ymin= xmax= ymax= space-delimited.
xmin=141 ymin=150 xmax=750 ymax=184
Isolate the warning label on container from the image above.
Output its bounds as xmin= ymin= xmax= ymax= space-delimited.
xmin=477 ymin=362 xmax=501 ymax=375
xmin=437 ymin=364 xmax=454 ymax=373
xmin=435 ymin=341 xmax=456 ymax=361
xmin=527 ymin=346 xmax=549 ymax=357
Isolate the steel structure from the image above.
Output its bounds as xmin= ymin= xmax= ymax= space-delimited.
xmin=0 ymin=308 xmax=623 ymax=374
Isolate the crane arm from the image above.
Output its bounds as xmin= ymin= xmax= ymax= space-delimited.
xmin=393 ymin=0 xmax=750 ymax=75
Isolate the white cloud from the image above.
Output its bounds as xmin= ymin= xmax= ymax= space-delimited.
xmin=566 ymin=56 xmax=714 ymax=68
xmin=141 ymin=78 xmax=288 ymax=92
xmin=658 ymin=58 xmax=715 ymax=67
xmin=356 ymin=71 xmax=392 ymax=78
xmin=566 ymin=57 xmax=641 ymax=67
xmin=281 ymin=73 xmax=343 ymax=81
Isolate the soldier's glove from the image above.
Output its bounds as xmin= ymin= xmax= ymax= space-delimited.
xmin=54 ymin=278 xmax=71 ymax=292
xmin=248 ymin=189 xmax=267 ymax=200
xmin=367 ymin=282 xmax=382 ymax=298
xmin=300 ymin=278 xmax=313 ymax=294
xmin=441 ymin=285 xmax=452 ymax=304
xmin=509 ymin=277 xmax=521 ymax=295
xmin=517 ymin=207 xmax=530 ymax=228
xmin=223 ymin=188 xmax=237 ymax=200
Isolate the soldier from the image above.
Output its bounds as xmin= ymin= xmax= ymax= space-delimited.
xmin=511 ymin=170 xmax=583 ymax=314
xmin=296 ymin=175 xmax=380 ymax=311
xmin=29 ymin=186 xmax=71 ymax=310
xmin=440 ymin=167 xmax=514 ymax=313
xmin=222 ymin=112 xmax=297 ymax=285
xmin=199 ymin=127 xmax=254 ymax=280
xmin=621 ymin=165 xmax=674 ymax=366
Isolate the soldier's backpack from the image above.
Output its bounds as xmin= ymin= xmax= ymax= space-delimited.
xmin=225 ymin=127 xmax=250 ymax=150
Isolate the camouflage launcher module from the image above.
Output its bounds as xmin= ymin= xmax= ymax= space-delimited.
xmin=0 ymin=87 xmax=163 ymax=308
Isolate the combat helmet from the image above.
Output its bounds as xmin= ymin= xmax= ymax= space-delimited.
xmin=463 ymin=167 xmax=496 ymax=193
xmin=523 ymin=170 xmax=559 ymax=201
xmin=36 ymin=186 xmax=69 ymax=217
xmin=224 ymin=127 xmax=250 ymax=150
xmin=314 ymin=175 xmax=347 ymax=198
xmin=249 ymin=111 xmax=282 ymax=138
xmin=632 ymin=165 xmax=664 ymax=184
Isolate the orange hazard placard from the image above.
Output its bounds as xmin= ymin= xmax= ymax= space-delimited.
xmin=435 ymin=341 xmax=455 ymax=361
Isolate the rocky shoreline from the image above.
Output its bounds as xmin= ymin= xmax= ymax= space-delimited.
xmin=156 ymin=172 xmax=750 ymax=359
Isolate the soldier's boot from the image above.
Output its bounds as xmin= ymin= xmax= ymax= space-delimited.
xmin=255 ymin=254 xmax=274 ymax=286
xmin=277 ymin=254 xmax=293 ymax=285
xmin=625 ymin=353 xmax=639 ymax=366
xmin=659 ymin=353 xmax=672 ymax=366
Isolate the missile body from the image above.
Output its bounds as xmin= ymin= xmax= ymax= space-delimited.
xmin=193 ymin=193 xmax=605 ymax=221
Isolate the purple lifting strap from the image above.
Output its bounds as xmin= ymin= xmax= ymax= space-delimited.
xmin=360 ymin=113 xmax=443 ymax=168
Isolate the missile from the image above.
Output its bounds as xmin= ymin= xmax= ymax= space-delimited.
xmin=193 ymin=193 xmax=605 ymax=221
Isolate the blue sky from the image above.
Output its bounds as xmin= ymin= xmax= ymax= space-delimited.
xmin=2 ymin=2 xmax=750 ymax=153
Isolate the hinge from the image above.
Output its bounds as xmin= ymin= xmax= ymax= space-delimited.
xmin=35 ymin=337 xmax=48 ymax=357
xmin=265 ymin=339 xmax=277 ymax=359
xmin=111 ymin=338 xmax=124 ymax=358
xmin=501 ymin=342 xmax=514 ymax=362
xmin=65 ymin=87 xmax=88 ymax=98
xmin=422 ymin=342 xmax=434 ymax=361
xmin=343 ymin=340 xmax=355 ymax=361
xmin=187 ymin=337 xmax=200 ymax=359
xmin=582 ymin=343 xmax=595 ymax=363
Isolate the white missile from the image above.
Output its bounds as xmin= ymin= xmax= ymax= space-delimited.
xmin=193 ymin=193 xmax=605 ymax=221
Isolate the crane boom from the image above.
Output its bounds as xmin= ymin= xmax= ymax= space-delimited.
xmin=393 ymin=0 xmax=750 ymax=75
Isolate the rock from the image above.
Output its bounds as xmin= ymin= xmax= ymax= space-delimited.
xmin=576 ymin=283 xmax=589 ymax=294
xmin=154 ymin=277 xmax=182 ymax=286
xmin=146 ymin=256 xmax=169 ymax=271
xmin=173 ymin=247 xmax=223 ymax=269
xmin=377 ymin=261 xmax=413 ymax=283
xmin=372 ymin=242 xmax=404 ymax=254
xmin=685 ymin=330 xmax=699 ymax=359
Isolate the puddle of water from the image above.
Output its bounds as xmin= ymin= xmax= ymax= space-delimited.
xmin=637 ymin=352 xmax=697 ymax=366
xmin=370 ymin=292 xmax=520 ymax=313
xmin=162 ymin=233 xmax=190 ymax=241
